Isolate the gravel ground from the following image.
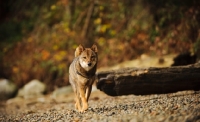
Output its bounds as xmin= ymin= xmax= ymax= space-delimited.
xmin=0 ymin=90 xmax=199 ymax=122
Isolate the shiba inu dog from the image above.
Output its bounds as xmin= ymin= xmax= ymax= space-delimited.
xmin=69 ymin=44 xmax=98 ymax=112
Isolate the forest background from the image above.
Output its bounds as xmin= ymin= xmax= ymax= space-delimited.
xmin=0 ymin=0 xmax=200 ymax=92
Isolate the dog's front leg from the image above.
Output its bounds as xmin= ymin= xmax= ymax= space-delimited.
xmin=85 ymin=85 xmax=92 ymax=102
xmin=79 ymin=85 xmax=88 ymax=112
xmin=75 ymin=90 xmax=81 ymax=111
xmin=69 ymin=77 xmax=82 ymax=111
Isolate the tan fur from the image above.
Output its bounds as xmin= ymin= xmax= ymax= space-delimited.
xmin=69 ymin=44 xmax=98 ymax=112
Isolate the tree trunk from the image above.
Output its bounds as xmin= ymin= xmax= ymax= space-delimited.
xmin=96 ymin=63 xmax=200 ymax=96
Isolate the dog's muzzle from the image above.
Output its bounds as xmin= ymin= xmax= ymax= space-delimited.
xmin=88 ymin=63 xmax=92 ymax=66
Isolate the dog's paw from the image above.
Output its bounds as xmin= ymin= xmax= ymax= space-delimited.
xmin=75 ymin=102 xmax=81 ymax=111
xmin=79 ymin=108 xmax=88 ymax=113
xmin=80 ymin=106 xmax=88 ymax=113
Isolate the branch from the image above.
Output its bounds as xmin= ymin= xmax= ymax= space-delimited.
xmin=81 ymin=0 xmax=95 ymax=39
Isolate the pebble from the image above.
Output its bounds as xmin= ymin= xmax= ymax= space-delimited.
xmin=0 ymin=91 xmax=200 ymax=121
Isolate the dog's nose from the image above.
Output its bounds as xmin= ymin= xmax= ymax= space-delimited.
xmin=88 ymin=63 xmax=92 ymax=66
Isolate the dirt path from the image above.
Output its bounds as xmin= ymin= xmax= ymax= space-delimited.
xmin=0 ymin=90 xmax=199 ymax=122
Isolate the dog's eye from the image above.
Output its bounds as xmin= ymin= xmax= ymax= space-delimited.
xmin=83 ymin=57 xmax=86 ymax=59
xmin=91 ymin=56 xmax=95 ymax=59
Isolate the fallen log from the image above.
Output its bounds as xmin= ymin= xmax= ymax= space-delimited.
xmin=96 ymin=63 xmax=200 ymax=96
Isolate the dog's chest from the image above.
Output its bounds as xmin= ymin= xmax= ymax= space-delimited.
xmin=77 ymin=74 xmax=95 ymax=86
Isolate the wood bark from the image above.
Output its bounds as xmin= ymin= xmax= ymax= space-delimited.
xmin=81 ymin=0 xmax=95 ymax=39
xmin=96 ymin=63 xmax=200 ymax=96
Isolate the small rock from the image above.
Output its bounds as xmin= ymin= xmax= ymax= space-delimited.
xmin=51 ymin=86 xmax=72 ymax=98
xmin=0 ymin=79 xmax=17 ymax=100
xmin=17 ymin=79 xmax=46 ymax=99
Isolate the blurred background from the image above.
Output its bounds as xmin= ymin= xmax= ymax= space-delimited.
xmin=0 ymin=0 xmax=200 ymax=93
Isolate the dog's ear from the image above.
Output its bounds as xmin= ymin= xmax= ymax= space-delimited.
xmin=75 ymin=45 xmax=85 ymax=57
xmin=91 ymin=44 xmax=98 ymax=53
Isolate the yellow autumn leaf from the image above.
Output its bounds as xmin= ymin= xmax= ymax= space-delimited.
xmin=51 ymin=5 xmax=56 ymax=10
xmin=98 ymin=37 xmax=106 ymax=46
xmin=100 ymin=24 xmax=111 ymax=33
xmin=58 ymin=63 xmax=66 ymax=69
xmin=99 ymin=6 xmax=104 ymax=10
xmin=109 ymin=30 xmax=116 ymax=36
xmin=64 ymin=28 xmax=70 ymax=33
xmin=101 ymin=25 xmax=107 ymax=33
xmin=53 ymin=51 xmax=67 ymax=61
xmin=72 ymin=44 xmax=78 ymax=49
xmin=54 ymin=54 xmax=62 ymax=61
xmin=59 ymin=51 xmax=67 ymax=56
xmin=53 ymin=45 xmax=58 ymax=50
xmin=94 ymin=18 xmax=102 ymax=25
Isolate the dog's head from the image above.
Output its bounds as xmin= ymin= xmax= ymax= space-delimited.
xmin=75 ymin=44 xmax=98 ymax=71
